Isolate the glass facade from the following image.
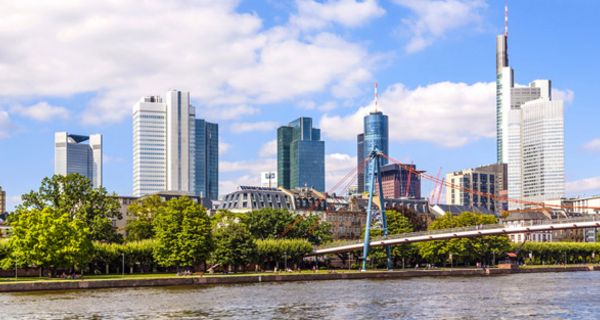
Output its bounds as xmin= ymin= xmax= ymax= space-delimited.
xmin=362 ymin=111 xmax=388 ymax=192
xmin=356 ymin=133 xmax=365 ymax=193
xmin=55 ymin=132 xmax=102 ymax=188
xmin=194 ymin=119 xmax=219 ymax=200
xmin=277 ymin=117 xmax=325 ymax=191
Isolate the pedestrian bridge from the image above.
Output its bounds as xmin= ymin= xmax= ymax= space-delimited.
xmin=313 ymin=216 xmax=600 ymax=255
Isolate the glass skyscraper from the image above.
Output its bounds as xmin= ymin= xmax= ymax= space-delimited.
xmin=55 ymin=132 xmax=102 ymax=188
xmin=194 ymin=119 xmax=219 ymax=200
xmin=277 ymin=117 xmax=325 ymax=191
xmin=359 ymin=111 xmax=388 ymax=192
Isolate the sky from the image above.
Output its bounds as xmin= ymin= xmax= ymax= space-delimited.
xmin=1 ymin=0 xmax=599 ymax=210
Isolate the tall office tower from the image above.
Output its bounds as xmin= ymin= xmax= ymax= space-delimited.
xmin=132 ymin=90 xmax=198 ymax=197
xmin=356 ymin=133 xmax=365 ymax=193
xmin=260 ymin=171 xmax=277 ymax=188
xmin=0 ymin=186 xmax=5 ymax=214
xmin=194 ymin=119 xmax=219 ymax=200
xmin=495 ymin=6 xmax=565 ymax=209
xmin=362 ymin=111 xmax=389 ymax=192
xmin=55 ymin=132 xmax=102 ymax=188
xmin=377 ymin=163 xmax=422 ymax=199
xmin=277 ymin=117 xmax=325 ymax=191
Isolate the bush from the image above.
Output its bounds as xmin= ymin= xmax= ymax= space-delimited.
xmin=256 ymin=239 xmax=313 ymax=270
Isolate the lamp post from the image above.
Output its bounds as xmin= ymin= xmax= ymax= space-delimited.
xmin=122 ymin=253 xmax=125 ymax=277
xmin=284 ymin=252 xmax=287 ymax=271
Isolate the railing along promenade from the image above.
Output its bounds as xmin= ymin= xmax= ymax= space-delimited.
xmin=313 ymin=215 xmax=600 ymax=255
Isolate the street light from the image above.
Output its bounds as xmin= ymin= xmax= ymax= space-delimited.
xmin=122 ymin=253 xmax=125 ymax=277
xmin=284 ymin=252 xmax=287 ymax=271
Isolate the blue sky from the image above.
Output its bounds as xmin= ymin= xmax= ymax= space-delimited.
xmin=1 ymin=0 xmax=599 ymax=210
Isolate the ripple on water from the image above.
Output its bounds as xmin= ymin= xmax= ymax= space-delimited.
xmin=1 ymin=272 xmax=600 ymax=319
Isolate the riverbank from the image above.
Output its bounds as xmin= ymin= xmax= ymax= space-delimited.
xmin=1 ymin=265 xmax=599 ymax=293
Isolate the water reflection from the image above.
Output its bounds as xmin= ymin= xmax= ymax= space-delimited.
xmin=1 ymin=272 xmax=599 ymax=319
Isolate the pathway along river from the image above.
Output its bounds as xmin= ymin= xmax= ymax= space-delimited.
xmin=1 ymin=272 xmax=599 ymax=319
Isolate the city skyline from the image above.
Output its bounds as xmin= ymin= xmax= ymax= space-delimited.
xmin=1 ymin=1 xmax=599 ymax=210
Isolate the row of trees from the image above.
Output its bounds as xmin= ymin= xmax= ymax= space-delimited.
xmin=0 ymin=174 xmax=329 ymax=274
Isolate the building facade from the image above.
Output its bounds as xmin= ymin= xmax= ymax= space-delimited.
xmin=277 ymin=117 xmax=325 ymax=191
xmin=376 ymin=163 xmax=422 ymax=199
xmin=260 ymin=171 xmax=277 ymax=188
xmin=194 ymin=119 xmax=219 ymax=200
xmin=0 ymin=186 xmax=5 ymax=214
xmin=445 ymin=163 xmax=507 ymax=213
xmin=133 ymin=90 xmax=218 ymax=199
xmin=360 ymin=111 xmax=388 ymax=193
xmin=356 ymin=133 xmax=365 ymax=193
xmin=55 ymin=132 xmax=102 ymax=188
xmin=219 ymin=186 xmax=294 ymax=213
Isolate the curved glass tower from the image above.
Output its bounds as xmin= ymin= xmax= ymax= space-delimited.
xmin=362 ymin=111 xmax=388 ymax=192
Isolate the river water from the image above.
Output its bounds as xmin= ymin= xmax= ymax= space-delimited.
xmin=1 ymin=272 xmax=599 ymax=319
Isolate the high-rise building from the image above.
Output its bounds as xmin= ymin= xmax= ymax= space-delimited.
xmin=0 ymin=186 xmax=5 ymax=214
xmin=356 ymin=133 xmax=365 ymax=193
xmin=194 ymin=119 xmax=219 ymax=200
xmin=260 ymin=171 xmax=277 ymax=188
xmin=133 ymin=90 xmax=218 ymax=199
xmin=495 ymin=6 xmax=564 ymax=209
xmin=376 ymin=163 xmax=422 ymax=199
xmin=445 ymin=163 xmax=507 ymax=213
xmin=362 ymin=111 xmax=389 ymax=192
xmin=55 ymin=132 xmax=102 ymax=188
xmin=277 ymin=117 xmax=325 ymax=191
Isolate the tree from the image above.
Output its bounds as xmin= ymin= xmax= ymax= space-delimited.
xmin=19 ymin=174 xmax=122 ymax=242
xmin=152 ymin=197 xmax=212 ymax=269
xmin=125 ymin=195 xmax=163 ymax=241
xmin=212 ymin=222 xmax=257 ymax=272
xmin=3 ymin=207 xmax=93 ymax=274
xmin=286 ymin=214 xmax=333 ymax=245
xmin=243 ymin=208 xmax=295 ymax=239
xmin=362 ymin=210 xmax=416 ymax=268
xmin=417 ymin=212 xmax=510 ymax=266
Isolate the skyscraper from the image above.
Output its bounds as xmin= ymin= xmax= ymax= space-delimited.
xmin=0 ymin=186 xmax=5 ymax=214
xmin=277 ymin=117 xmax=325 ymax=191
xmin=356 ymin=133 xmax=365 ymax=193
xmin=133 ymin=90 xmax=218 ymax=199
xmin=362 ymin=111 xmax=388 ymax=192
xmin=495 ymin=6 xmax=565 ymax=209
xmin=194 ymin=119 xmax=219 ymax=200
xmin=55 ymin=132 xmax=102 ymax=188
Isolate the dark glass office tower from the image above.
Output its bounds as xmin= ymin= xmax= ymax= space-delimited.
xmin=357 ymin=133 xmax=365 ymax=193
xmin=277 ymin=117 xmax=325 ymax=191
xmin=194 ymin=119 xmax=219 ymax=201
xmin=362 ymin=111 xmax=388 ymax=192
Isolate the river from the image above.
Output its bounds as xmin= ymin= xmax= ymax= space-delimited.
xmin=1 ymin=272 xmax=599 ymax=319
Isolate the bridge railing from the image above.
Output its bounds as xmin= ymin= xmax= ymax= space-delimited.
xmin=315 ymin=215 xmax=600 ymax=251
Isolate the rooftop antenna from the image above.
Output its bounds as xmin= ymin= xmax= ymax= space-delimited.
xmin=374 ymin=82 xmax=379 ymax=112
xmin=504 ymin=1 xmax=508 ymax=38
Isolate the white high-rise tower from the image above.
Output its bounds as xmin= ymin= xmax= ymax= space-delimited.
xmin=132 ymin=90 xmax=196 ymax=197
xmin=496 ymin=5 xmax=565 ymax=209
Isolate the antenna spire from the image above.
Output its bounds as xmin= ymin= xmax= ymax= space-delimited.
xmin=504 ymin=1 xmax=508 ymax=37
xmin=374 ymin=82 xmax=379 ymax=112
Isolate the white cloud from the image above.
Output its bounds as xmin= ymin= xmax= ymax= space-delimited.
xmin=325 ymin=153 xmax=357 ymax=193
xmin=231 ymin=121 xmax=278 ymax=134
xmin=583 ymin=138 xmax=600 ymax=152
xmin=291 ymin=0 xmax=385 ymax=31
xmin=566 ymin=177 xmax=600 ymax=195
xmin=0 ymin=111 xmax=10 ymax=139
xmin=219 ymin=142 xmax=231 ymax=155
xmin=259 ymin=139 xmax=278 ymax=158
xmin=198 ymin=105 xmax=259 ymax=121
xmin=220 ymin=158 xmax=276 ymax=173
xmin=219 ymin=175 xmax=261 ymax=197
xmin=0 ymin=1 xmax=374 ymax=124
xmin=103 ymin=154 xmax=124 ymax=165
xmin=5 ymin=195 xmax=22 ymax=212
xmin=320 ymin=81 xmax=495 ymax=147
xmin=552 ymin=88 xmax=575 ymax=105
xmin=392 ymin=0 xmax=486 ymax=53
xmin=10 ymin=102 xmax=69 ymax=122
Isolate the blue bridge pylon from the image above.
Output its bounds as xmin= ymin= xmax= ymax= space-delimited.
xmin=362 ymin=148 xmax=392 ymax=271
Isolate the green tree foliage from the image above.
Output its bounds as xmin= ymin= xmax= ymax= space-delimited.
xmin=3 ymin=207 xmax=93 ymax=272
xmin=417 ymin=212 xmax=510 ymax=266
xmin=363 ymin=210 xmax=416 ymax=267
xmin=255 ymin=238 xmax=313 ymax=269
xmin=517 ymin=242 xmax=600 ymax=265
xmin=152 ymin=197 xmax=212 ymax=268
xmin=242 ymin=209 xmax=332 ymax=245
xmin=19 ymin=174 xmax=122 ymax=242
xmin=212 ymin=222 xmax=257 ymax=271
xmin=125 ymin=195 xmax=164 ymax=241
